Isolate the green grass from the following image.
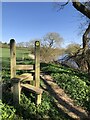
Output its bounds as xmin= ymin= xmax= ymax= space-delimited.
xmin=2 ymin=48 xmax=10 ymax=58
xmin=2 ymin=47 xmax=30 ymax=58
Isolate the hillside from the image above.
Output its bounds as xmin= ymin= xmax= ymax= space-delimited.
xmin=1 ymin=47 xmax=90 ymax=120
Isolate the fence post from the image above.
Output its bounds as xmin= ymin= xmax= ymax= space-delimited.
xmin=36 ymin=94 xmax=42 ymax=105
xmin=35 ymin=41 xmax=40 ymax=87
xmin=10 ymin=39 xmax=16 ymax=78
xmin=10 ymin=39 xmax=20 ymax=105
xmin=12 ymin=78 xmax=21 ymax=106
xmin=35 ymin=41 xmax=41 ymax=104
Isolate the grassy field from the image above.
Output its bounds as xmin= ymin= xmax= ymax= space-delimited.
xmin=2 ymin=47 xmax=30 ymax=58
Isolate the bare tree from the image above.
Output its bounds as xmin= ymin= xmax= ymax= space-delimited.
xmin=40 ymin=32 xmax=64 ymax=63
xmin=42 ymin=32 xmax=63 ymax=48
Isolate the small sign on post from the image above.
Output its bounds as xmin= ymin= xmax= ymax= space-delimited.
xmin=35 ymin=41 xmax=40 ymax=88
xmin=35 ymin=41 xmax=41 ymax=105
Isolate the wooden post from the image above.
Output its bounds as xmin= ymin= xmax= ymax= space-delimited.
xmin=35 ymin=41 xmax=40 ymax=87
xmin=35 ymin=41 xmax=41 ymax=104
xmin=36 ymin=94 xmax=42 ymax=105
xmin=10 ymin=39 xmax=16 ymax=78
xmin=12 ymin=78 xmax=21 ymax=106
xmin=10 ymin=39 xmax=21 ymax=106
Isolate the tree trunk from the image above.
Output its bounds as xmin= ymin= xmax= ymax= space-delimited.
xmin=72 ymin=0 xmax=90 ymax=19
xmin=83 ymin=24 xmax=90 ymax=49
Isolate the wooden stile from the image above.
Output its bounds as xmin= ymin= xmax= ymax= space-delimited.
xmin=10 ymin=39 xmax=42 ymax=106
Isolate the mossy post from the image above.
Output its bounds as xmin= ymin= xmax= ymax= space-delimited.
xmin=35 ymin=41 xmax=41 ymax=104
xmin=10 ymin=39 xmax=20 ymax=106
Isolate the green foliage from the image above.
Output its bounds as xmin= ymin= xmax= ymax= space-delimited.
xmin=41 ymin=63 xmax=90 ymax=110
xmin=41 ymin=63 xmax=90 ymax=85
xmin=0 ymin=100 xmax=16 ymax=120
xmin=52 ymin=73 xmax=89 ymax=106
xmin=18 ymin=92 xmax=68 ymax=120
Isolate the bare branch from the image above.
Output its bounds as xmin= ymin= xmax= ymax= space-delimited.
xmin=55 ymin=0 xmax=70 ymax=12
xmin=72 ymin=0 xmax=90 ymax=19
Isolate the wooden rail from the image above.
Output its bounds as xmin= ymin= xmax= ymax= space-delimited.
xmin=16 ymin=65 xmax=33 ymax=70
xmin=21 ymin=83 xmax=43 ymax=94
xmin=13 ymin=73 xmax=33 ymax=81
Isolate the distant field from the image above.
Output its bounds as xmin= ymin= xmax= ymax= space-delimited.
xmin=2 ymin=48 xmax=10 ymax=58
xmin=2 ymin=47 xmax=30 ymax=59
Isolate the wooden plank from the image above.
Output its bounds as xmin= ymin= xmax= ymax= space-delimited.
xmin=35 ymin=41 xmax=40 ymax=87
xmin=22 ymin=77 xmax=33 ymax=82
xmin=15 ymin=73 xmax=33 ymax=81
xmin=16 ymin=65 xmax=33 ymax=70
xmin=10 ymin=39 xmax=16 ymax=78
xmin=21 ymin=83 xmax=43 ymax=94
xmin=21 ymin=74 xmax=33 ymax=82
